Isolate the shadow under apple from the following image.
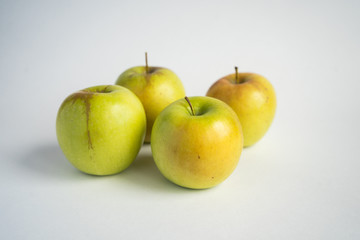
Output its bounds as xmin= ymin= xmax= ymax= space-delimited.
xmin=19 ymin=143 xmax=190 ymax=192
xmin=18 ymin=142 xmax=89 ymax=181
xmin=119 ymin=144 xmax=192 ymax=193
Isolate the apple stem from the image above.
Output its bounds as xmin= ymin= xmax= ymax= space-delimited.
xmin=185 ymin=96 xmax=195 ymax=116
xmin=235 ymin=66 xmax=239 ymax=84
xmin=145 ymin=52 xmax=149 ymax=73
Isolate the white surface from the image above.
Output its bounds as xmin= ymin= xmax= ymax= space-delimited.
xmin=1 ymin=0 xmax=360 ymax=239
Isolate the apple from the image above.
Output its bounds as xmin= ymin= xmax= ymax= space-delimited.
xmin=151 ymin=96 xmax=243 ymax=189
xmin=56 ymin=85 xmax=146 ymax=175
xmin=115 ymin=53 xmax=185 ymax=143
xmin=206 ymin=67 xmax=276 ymax=147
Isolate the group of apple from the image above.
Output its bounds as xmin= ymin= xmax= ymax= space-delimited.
xmin=56 ymin=54 xmax=276 ymax=189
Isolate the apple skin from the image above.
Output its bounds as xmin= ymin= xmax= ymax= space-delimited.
xmin=56 ymin=85 xmax=146 ymax=175
xmin=115 ymin=66 xmax=185 ymax=143
xmin=206 ymin=72 xmax=276 ymax=147
xmin=151 ymin=96 xmax=243 ymax=189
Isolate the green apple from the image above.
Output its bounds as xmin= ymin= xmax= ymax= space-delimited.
xmin=151 ymin=96 xmax=243 ymax=189
xmin=115 ymin=53 xmax=185 ymax=143
xmin=206 ymin=67 xmax=276 ymax=147
xmin=56 ymin=85 xmax=146 ymax=175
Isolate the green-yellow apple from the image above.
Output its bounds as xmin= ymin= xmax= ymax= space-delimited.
xmin=115 ymin=53 xmax=185 ymax=143
xmin=206 ymin=67 xmax=276 ymax=147
xmin=56 ymin=85 xmax=146 ymax=175
xmin=151 ymin=96 xmax=243 ymax=189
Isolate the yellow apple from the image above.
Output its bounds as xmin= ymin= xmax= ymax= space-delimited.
xmin=115 ymin=53 xmax=185 ymax=143
xmin=56 ymin=85 xmax=146 ymax=175
xmin=206 ymin=68 xmax=276 ymax=147
xmin=151 ymin=96 xmax=243 ymax=189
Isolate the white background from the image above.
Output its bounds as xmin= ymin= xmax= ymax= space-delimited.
xmin=1 ymin=0 xmax=359 ymax=239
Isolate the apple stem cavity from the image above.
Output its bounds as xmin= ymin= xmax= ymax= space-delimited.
xmin=235 ymin=66 xmax=239 ymax=84
xmin=145 ymin=52 xmax=149 ymax=74
xmin=185 ymin=96 xmax=195 ymax=116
